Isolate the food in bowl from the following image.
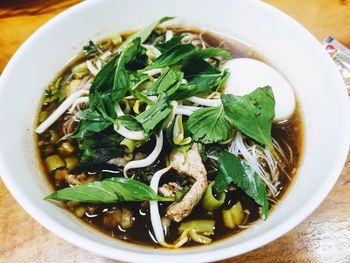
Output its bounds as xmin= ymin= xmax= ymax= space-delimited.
xmin=35 ymin=17 xmax=302 ymax=248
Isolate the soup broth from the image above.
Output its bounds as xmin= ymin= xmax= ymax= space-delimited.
xmin=36 ymin=24 xmax=303 ymax=248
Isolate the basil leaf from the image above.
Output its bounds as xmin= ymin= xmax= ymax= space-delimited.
xmin=80 ymin=133 xmax=123 ymax=164
xmin=72 ymin=106 xmax=113 ymax=138
xmin=146 ymin=44 xmax=196 ymax=70
xmin=117 ymin=115 xmax=142 ymax=131
xmin=45 ymin=177 xmax=173 ymax=203
xmin=192 ymin=47 xmax=232 ymax=59
xmin=112 ymin=38 xmax=145 ymax=101
xmin=146 ymin=67 xmax=183 ymax=96
xmin=214 ymin=151 xmax=269 ymax=219
xmin=183 ymin=56 xmax=229 ymax=90
xmin=72 ymin=118 xmax=111 ymax=138
xmin=155 ymin=34 xmax=186 ymax=52
xmin=118 ymin=16 xmax=174 ymax=51
xmin=222 ymin=86 xmax=275 ymax=148
xmin=78 ymin=38 xmax=146 ymax=139
xmin=169 ymin=84 xmax=211 ymax=100
xmin=135 ymin=93 xmax=172 ymax=137
xmin=187 ymin=105 xmax=232 ymax=144
xmin=89 ymin=56 xmax=118 ymax=96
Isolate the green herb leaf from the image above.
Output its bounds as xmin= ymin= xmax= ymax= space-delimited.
xmin=117 ymin=115 xmax=142 ymax=131
xmin=83 ymin=40 xmax=100 ymax=55
xmin=45 ymin=177 xmax=173 ymax=203
xmin=80 ymin=133 xmax=123 ymax=164
xmin=112 ymin=38 xmax=146 ymax=101
xmin=168 ymin=84 xmax=211 ymax=100
xmin=187 ymin=105 xmax=232 ymax=144
xmin=135 ymin=93 xmax=172 ymax=137
xmin=183 ymin=56 xmax=229 ymax=90
xmin=214 ymin=151 xmax=269 ymax=219
xmin=146 ymin=67 xmax=183 ymax=96
xmin=222 ymin=86 xmax=275 ymax=148
xmin=118 ymin=17 xmax=174 ymax=51
xmin=192 ymin=47 xmax=232 ymax=60
xmin=146 ymin=44 xmax=196 ymax=70
xmin=154 ymin=34 xmax=186 ymax=52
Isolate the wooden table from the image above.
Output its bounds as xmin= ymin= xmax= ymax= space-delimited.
xmin=1 ymin=0 xmax=350 ymax=262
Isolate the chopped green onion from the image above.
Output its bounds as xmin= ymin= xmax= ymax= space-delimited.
xmin=45 ymin=155 xmax=65 ymax=172
xmin=222 ymin=201 xmax=244 ymax=229
xmin=202 ymin=181 xmax=226 ymax=211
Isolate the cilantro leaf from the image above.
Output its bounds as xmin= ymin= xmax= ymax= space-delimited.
xmin=214 ymin=151 xmax=269 ymax=219
xmin=187 ymin=105 xmax=232 ymax=144
xmin=222 ymin=86 xmax=275 ymax=148
xmin=83 ymin=40 xmax=100 ymax=55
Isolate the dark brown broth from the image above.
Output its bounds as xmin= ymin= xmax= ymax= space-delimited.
xmin=36 ymin=28 xmax=303 ymax=248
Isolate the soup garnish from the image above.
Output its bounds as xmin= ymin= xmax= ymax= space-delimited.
xmin=36 ymin=17 xmax=302 ymax=248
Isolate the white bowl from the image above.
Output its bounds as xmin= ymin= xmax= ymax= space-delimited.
xmin=0 ymin=0 xmax=349 ymax=262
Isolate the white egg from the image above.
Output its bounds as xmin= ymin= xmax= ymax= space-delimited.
xmin=222 ymin=58 xmax=296 ymax=121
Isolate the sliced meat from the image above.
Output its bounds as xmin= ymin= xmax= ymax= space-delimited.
xmin=158 ymin=182 xmax=182 ymax=198
xmin=107 ymin=152 xmax=147 ymax=167
xmin=166 ymin=144 xmax=207 ymax=222
xmin=107 ymin=157 xmax=127 ymax=167
xmin=65 ymin=172 xmax=95 ymax=186
xmin=103 ymin=208 xmax=134 ymax=229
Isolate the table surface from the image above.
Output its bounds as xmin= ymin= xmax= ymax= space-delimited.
xmin=1 ymin=0 xmax=350 ymax=262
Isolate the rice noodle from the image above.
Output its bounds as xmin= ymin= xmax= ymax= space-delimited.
xmin=149 ymin=165 xmax=173 ymax=247
xmin=229 ymin=132 xmax=278 ymax=196
xmin=35 ymin=88 xmax=89 ymax=134
xmin=186 ymin=96 xmax=221 ymax=107
xmin=229 ymin=132 xmax=293 ymax=198
xmin=123 ymin=132 xmax=163 ymax=177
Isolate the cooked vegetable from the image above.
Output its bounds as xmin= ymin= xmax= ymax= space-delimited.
xmin=222 ymin=201 xmax=244 ymax=229
xmin=64 ymin=157 xmax=79 ymax=171
xmin=178 ymin=219 xmax=215 ymax=245
xmin=45 ymin=155 xmax=65 ymax=172
xmin=178 ymin=219 xmax=215 ymax=235
xmin=58 ymin=142 xmax=75 ymax=155
xmin=201 ymin=181 xmax=226 ymax=211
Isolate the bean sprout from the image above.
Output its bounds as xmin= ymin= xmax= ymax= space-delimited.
xmin=123 ymin=132 xmax=163 ymax=177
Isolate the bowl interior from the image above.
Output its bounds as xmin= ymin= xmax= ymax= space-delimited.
xmin=0 ymin=0 xmax=349 ymax=262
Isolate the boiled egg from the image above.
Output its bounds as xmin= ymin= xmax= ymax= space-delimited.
xmin=222 ymin=58 xmax=296 ymax=121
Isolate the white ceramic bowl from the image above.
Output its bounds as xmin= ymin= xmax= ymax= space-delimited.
xmin=0 ymin=0 xmax=349 ymax=262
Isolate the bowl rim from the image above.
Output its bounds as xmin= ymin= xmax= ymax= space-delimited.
xmin=0 ymin=0 xmax=349 ymax=262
